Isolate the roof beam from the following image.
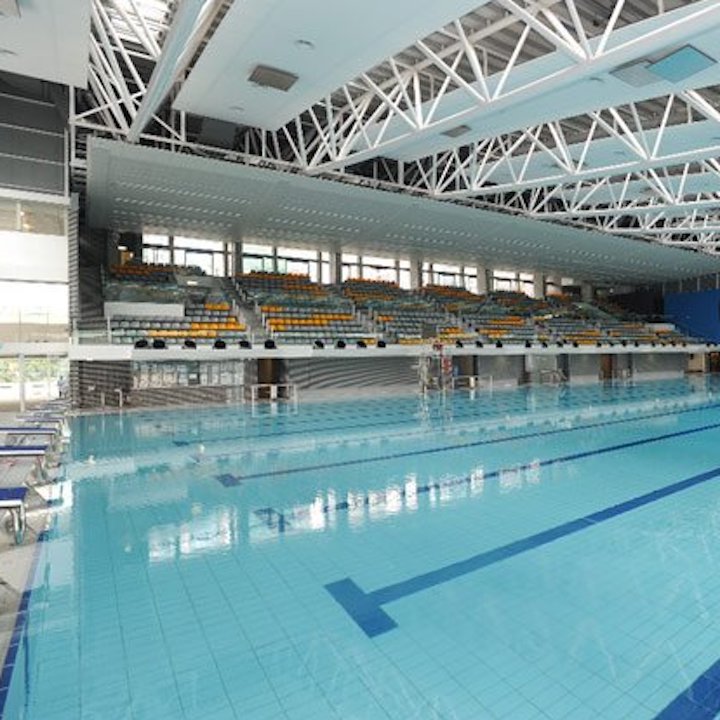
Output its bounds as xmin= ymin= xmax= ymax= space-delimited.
xmin=304 ymin=0 xmax=720 ymax=171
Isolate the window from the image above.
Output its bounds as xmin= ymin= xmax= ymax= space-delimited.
xmin=342 ymin=253 xmax=360 ymax=281
xmin=0 ymin=281 xmax=69 ymax=341
xmin=173 ymin=236 xmax=227 ymax=276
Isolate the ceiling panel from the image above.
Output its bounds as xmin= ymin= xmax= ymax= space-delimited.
xmin=86 ymin=138 xmax=720 ymax=283
xmin=174 ymin=0 xmax=485 ymax=131
xmin=0 ymin=0 xmax=90 ymax=87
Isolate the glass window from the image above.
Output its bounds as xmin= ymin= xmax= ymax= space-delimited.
xmin=341 ymin=264 xmax=360 ymax=281
xmin=174 ymin=236 xmax=224 ymax=251
xmin=244 ymin=243 xmax=273 ymax=256
xmin=0 ymin=281 xmax=68 ymax=324
xmin=362 ymin=255 xmax=395 ymax=268
xmin=362 ymin=265 xmax=397 ymax=283
xmin=243 ymin=256 xmax=274 ymax=273
xmin=277 ymin=247 xmax=318 ymax=260
xmin=143 ymin=233 xmax=170 ymax=246
xmin=142 ymin=246 xmax=171 ymax=264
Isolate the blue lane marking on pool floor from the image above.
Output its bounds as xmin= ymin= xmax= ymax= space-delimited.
xmin=326 ymin=460 xmax=720 ymax=639
xmin=253 ymin=420 xmax=720 ymax=525
xmin=215 ymin=473 xmax=242 ymax=487
xmin=0 ymin=530 xmax=48 ymax=716
xmin=655 ymin=656 xmax=720 ymax=719
xmin=227 ymin=402 xmax=720 ymax=482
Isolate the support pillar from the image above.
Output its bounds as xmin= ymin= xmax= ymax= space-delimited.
xmin=18 ymin=354 xmax=25 ymax=413
xmin=581 ymin=282 xmax=594 ymax=303
xmin=533 ymin=273 xmax=545 ymax=299
xmin=476 ymin=265 xmax=488 ymax=295
xmin=329 ymin=250 xmax=342 ymax=285
xmin=410 ymin=259 xmax=422 ymax=290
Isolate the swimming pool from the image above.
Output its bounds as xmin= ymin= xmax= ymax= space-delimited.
xmin=4 ymin=377 xmax=720 ymax=719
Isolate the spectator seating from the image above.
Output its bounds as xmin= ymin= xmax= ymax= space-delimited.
xmin=237 ymin=272 xmax=375 ymax=345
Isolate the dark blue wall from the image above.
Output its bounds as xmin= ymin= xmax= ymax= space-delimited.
xmin=665 ymin=289 xmax=720 ymax=341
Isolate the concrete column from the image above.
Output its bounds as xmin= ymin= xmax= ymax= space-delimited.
xmin=533 ymin=273 xmax=545 ymax=299
xmin=410 ymin=259 xmax=422 ymax=290
xmin=581 ymin=282 xmax=594 ymax=302
xmin=328 ymin=250 xmax=342 ymax=285
xmin=18 ymin=354 xmax=25 ymax=413
xmin=476 ymin=265 xmax=488 ymax=295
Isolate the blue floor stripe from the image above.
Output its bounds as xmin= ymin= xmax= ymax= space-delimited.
xmin=326 ymin=462 xmax=720 ymax=638
xmin=0 ymin=531 xmax=48 ymax=717
xmin=655 ymin=658 xmax=720 ymax=719
xmin=226 ymin=403 xmax=720 ymax=483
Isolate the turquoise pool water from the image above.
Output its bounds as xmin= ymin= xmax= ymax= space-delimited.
xmin=5 ymin=377 xmax=720 ymax=719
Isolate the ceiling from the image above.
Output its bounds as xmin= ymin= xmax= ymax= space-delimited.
xmin=174 ymin=0 xmax=486 ymax=131
xmin=53 ymin=0 xmax=720 ymax=270
xmin=0 ymin=0 xmax=90 ymax=87
xmin=87 ymin=137 xmax=720 ymax=283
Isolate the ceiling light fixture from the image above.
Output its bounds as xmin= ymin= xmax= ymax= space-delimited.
xmin=294 ymin=39 xmax=315 ymax=50
xmin=249 ymin=65 xmax=298 ymax=92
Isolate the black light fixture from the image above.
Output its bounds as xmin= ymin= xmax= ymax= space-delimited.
xmin=621 ymin=340 xmax=627 ymax=347
xmin=541 ymin=341 xmax=548 ymax=348
xmin=634 ymin=340 xmax=639 ymax=348
xmin=264 ymin=339 xmax=277 ymax=349
xmin=184 ymin=339 xmax=197 ymax=349
xmin=314 ymin=339 xmax=325 ymax=349
xmin=475 ymin=340 xmax=484 ymax=348
xmin=557 ymin=341 xmax=564 ymax=348
xmin=651 ymin=341 xmax=657 ymax=347
xmin=596 ymin=341 xmax=602 ymax=347
xmin=378 ymin=340 xmax=387 ymax=348
xmin=239 ymin=339 xmax=252 ymax=349
xmin=495 ymin=340 xmax=503 ymax=348
xmin=134 ymin=339 xmax=149 ymax=349
xmin=336 ymin=340 xmax=346 ymax=349
xmin=572 ymin=341 xmax=579 ymax=348
xmin=152 ymin=339 xmax=166 ymax=349
xmin=524 ymin=340 xmax=532 ymax=349
xmin=456 ymin=340 xmax=464 ymax=348
xmin=213 ymin=339 xmax=227 ymax=350
xmin=357 ymin=340 xmax=367 ymax=348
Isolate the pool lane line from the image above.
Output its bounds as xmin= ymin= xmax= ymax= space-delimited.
xmin=655 ymin=657 xmax=720 ymax=719
xmin=325 ymin=459 xmax=720 ymax=638
xmin=218 ymin=401 xmax=720 ymax=484
xmin=0 ymin=529 xmax=49 ymax=718
xmin=171 ymin=386 xmax=704 ymax=446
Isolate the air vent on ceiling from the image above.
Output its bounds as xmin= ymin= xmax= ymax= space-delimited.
xmin=248 ymin=65 xmax=298 ymax=92
xmin=0 ymin=0 xmax=20 ymax=17
xmin=649 ymin=45 xmax=716 ymax=83
xmin=441 ymin=124 xmax=471 ymax=138
xmin=609 ymin=61 xmax=659 ymax=87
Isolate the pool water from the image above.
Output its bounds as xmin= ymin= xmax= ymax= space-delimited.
xmin=5 ymin=377 xmax=720 ymax=719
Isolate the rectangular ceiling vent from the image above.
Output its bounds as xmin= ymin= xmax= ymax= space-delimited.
xmin=441 ymin=124 xmax=472 ymax=138
xmin=248 ymin=65 xmax=298 ymax=92
xmin=649 ymin=45 xmax=716 ymax=83
xmin=609 ymin=61 xmax=658 ymax=87
xmin=0 ymin=0 xmax=20 ymax=17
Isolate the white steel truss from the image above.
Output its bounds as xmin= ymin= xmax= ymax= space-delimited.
xmin=70 ymin=0 xmax=720 ymax=254
xmin=292 ymin=0 xmax=719 ymax=172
